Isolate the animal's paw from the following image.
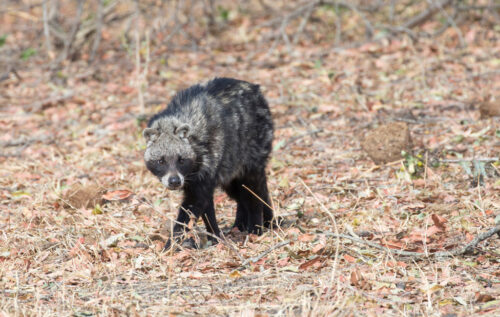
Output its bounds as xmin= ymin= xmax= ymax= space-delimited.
xmin=163 ymin=236 xmax=201 ymax=252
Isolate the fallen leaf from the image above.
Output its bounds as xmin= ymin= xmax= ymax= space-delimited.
xmin=298 ymin=233 xmax=315 ymax=242
xmin=431 ymin=214 xmax=447 ymax=230
xmin=475 ymin=293 xmax=495 ymax=303
xmin=343 ymin=254 xmax=356 ymax=263
xmin=102 ymin=190 xmax=133 ymax=201
xmin=299 ymin=256 xmax=322 ymax=271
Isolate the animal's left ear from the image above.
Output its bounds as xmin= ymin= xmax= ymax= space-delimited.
xmin=175 ymin=124 xmax=190 ymax=139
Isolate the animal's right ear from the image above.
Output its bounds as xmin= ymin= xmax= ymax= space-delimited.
xmin=143 ymin=127 xmax=159 ymax=144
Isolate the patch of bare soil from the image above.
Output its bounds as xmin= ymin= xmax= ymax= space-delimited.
xmin=360 ymin=122 xmax=412 ymax=164
xmin=479 ymin=99 xmax=500 ymax=118
xmin=63 ymin=184 xmax=104 ymax=209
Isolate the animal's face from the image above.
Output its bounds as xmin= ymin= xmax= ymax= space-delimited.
xmin=143 ymin=123 xmax=196 ymax=190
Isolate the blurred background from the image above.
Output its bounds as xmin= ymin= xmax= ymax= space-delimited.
xmin=1 ymin=1 xmax=500 ymax=315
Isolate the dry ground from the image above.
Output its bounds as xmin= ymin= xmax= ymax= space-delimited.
xmin=1 ymin=1 xmax=500 ymax=316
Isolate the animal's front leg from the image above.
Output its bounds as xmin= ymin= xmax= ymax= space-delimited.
xmin=164 ymin=183 xmax=216 ymax=250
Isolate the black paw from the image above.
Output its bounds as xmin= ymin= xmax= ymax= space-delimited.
xmin=163 ymin=236 xmax=201 ymax=252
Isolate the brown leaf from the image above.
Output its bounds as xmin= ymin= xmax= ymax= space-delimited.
xmin=475 ymin=293 xmax=495 ymax=303
xmin=299 ymin=257 xmax=322 ymax=271
xmin=102 ymin=190 xmax=133 ymax=201
xmin=298 ymin=233 xmax=315 ymax=242
xmin=431 ymin=214 xmax=447 ymax=230
xmin=343 ymin=254 xmax=356 ymax=263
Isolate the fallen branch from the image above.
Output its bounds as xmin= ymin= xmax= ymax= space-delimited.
xmin=323 ymin=225 xmax=500 ymax=259
xmin=24 ymin=91 xmax=74 ymax=112
xmin=284 ymin=128 xmax=323 ymax=147
xmin=1 ymin=135 xmax=53 ymax=148
xmin=240 ymin=240 xmax=290 ymax=267
xmin=403 ymin=0 xmax=453 ymax=29
xmin=440 ymin=158 xmax=498 ymax=163
xmin=89 ymin=0 xmax=104 ymax=63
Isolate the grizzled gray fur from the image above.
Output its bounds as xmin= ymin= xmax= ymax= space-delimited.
xmin=143 ymin=78 xmax=274 ymax=249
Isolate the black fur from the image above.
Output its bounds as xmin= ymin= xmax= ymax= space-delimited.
xmin=143 ymin=78 xmax=274 ymax=250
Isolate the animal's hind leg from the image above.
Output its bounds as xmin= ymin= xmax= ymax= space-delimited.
xmin=224 ymin=179 xmax=248 ymax=232
xmin=259 ymin=173 xmax=275 ymax=229
xmin=239 ymin=169 xmax=272 ymax=235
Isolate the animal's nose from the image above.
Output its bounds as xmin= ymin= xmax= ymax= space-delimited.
xmin=168 ymin=176 xmax=181 ymax=187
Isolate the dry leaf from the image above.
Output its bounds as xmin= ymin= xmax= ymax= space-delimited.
xmin=102 ymin=190 xmax=133 ymax=201
xmin=299 ymin=257 xmax=322 ymax=271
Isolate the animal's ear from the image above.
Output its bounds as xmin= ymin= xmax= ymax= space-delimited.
xmin=143 ymin=127 xmax=159 ymax=143
xmin=175 ymin=124 xmax=190 ymax=139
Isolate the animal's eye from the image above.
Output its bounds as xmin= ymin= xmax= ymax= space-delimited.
xmin=158 ymin=158 xmax=165 ymax=164
xmin=178 ymin=157 xmax=185 ymax=164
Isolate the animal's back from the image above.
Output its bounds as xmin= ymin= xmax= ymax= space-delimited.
xmin=206 ymin=78 xmax=273 ymax=186
xmin=147 ymin=78 xmax=273 ymax=186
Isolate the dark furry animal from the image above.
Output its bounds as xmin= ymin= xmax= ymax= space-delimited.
xmin=143 ymin=78 xmax=274 ymax=249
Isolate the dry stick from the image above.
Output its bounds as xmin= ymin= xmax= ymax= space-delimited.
xmin=323 ymin=225 xmax=500 ymax=259
xmin=1 ymin=135 xmax=53 ymax=148
xmin=299 ymin=178 xmax=341 ymax=296
xmin=326 ymin=1 xmax=374 ymax=39
xmin=403 ymin=0 xmax=453 ymax=29
xmin=283 ymin=128 xmax=323 ymax=147
xmin=292 ymin=4 xmax=315 ymax=45
xmin=135 ymin=29 xmax=144 ymax=114
xmin=440 ymin=158 xmax=498 ymax=163
xmin=89 ymin=0 xmax=104 ymax=63
xmin=427 ymin=0 xmax=465 ymax=47
xmin=59 ymin=0 xmax=84 ymax=64
xmin=334 ymin=1 xmax=342 ymax=46
xmin=162 ymin=207 xmax=245 ymax=263
xmin=42 ymin=0 xmax=53 ymax=59
xmin=240 ymin=240 xmax=290 ymax=267
xmin=25 ymin=91 xmax=74 ymax=113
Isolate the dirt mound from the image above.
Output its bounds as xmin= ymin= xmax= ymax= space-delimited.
xmin=479 ymin=99 xmax=500 ymax=118
xmin=63 ymin=184 xmax=104 ymax=209
xmin=361 ymin=122 xmax=412 ymax=165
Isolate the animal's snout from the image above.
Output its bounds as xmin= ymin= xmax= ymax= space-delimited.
xmin=168 ymin=175 xmax=182 ymax=188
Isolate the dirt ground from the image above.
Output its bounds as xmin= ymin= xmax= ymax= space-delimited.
xmin=1 ymin=1 xmax=499 ymax=316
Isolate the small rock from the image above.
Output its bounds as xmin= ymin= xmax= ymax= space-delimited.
xmin=361 ymin=122 xmax=412 ymax=165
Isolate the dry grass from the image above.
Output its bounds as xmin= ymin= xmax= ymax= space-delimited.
xmin=1 ymin=1 xmax=500 ymax=316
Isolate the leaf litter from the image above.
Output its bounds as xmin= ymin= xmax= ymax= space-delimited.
xmin=0 ymin=1 xmax=499 ymax=316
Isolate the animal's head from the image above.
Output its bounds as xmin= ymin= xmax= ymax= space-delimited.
xmin=143 ymin=119 xmax=196 ymax=190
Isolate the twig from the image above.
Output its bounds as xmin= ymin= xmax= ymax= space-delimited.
xmin=403 ymin=0 xmax=453 ymax=29
xmin=299 ymin=178 xmax=341 ymax=295
xmin=427 ymin=0 xmax=465 ymax=47
xmin=440 ymin=158 xmax=498 ymax=163
xmin=42 ymin=0 xmax=53 ymax=58
xmin=284 ymin=129 xmax=323 ymax=147
xmin=24 ymin=91 xmax=74 ymax=112
xmin=323 ymin=225 xmax=500 ymax=258
xmin=59 ymin=0 xmax=84 ymax=64
xmin=89 ymin=0 xmax=104 ymax=63
xmin=1 ymin=135 xmax=53 ymax=148
xmin=292 ymin=4 xmax=315 ymax=45
xmin=240 ymin=240 xmax=290 ymax=267
xmin=324 ymin=1 xmax=373 ymax=39
xmin=0 ymin=67 xmax=22 ymax=83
